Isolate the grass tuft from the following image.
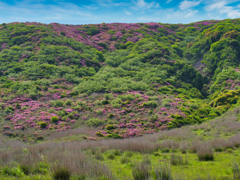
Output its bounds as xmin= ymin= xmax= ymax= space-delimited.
xmin=153 ymin=162 xmax=173 ymax=180
xmin=197 ymin=143 xmax=214 ymax=161
xmin=170 ymin=153 xmax=188 ymax=166
xmin=132 ymin=163 xmax=151 ymax=180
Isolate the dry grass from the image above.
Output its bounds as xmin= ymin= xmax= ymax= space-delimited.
xmin=0 ymin=141 xmax=114 ymax=179
xmin=197 ymin=142 xmax=214 ymax=161
xmin=132 ymin=162 xmax=151 ymax=180
xmin=1 ymin=107 xmax=240 ymax=179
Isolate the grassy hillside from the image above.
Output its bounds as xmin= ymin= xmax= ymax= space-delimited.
xmin=1 ymin=18 xmax=240 ymax=179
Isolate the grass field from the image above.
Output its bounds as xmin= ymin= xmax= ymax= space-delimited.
xmin=1 ymin=108 xmax=240 ymax=180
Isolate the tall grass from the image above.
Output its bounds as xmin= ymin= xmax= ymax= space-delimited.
xmin=153 ymin=162 xmax=173 ymax=180
xmin=233 ymin=161 xmax=240 ymax=180
xmin=197 ymin=143 xmax=214 ymax=161
xmin=132 ymin=163 xmax=151 ymax=180
xmin=0 ymin=141 xmax=114 ymax=179
xmin=1 ymin=107 xmax=240 ymax=179
xmin=170 ymin=153 xmax=188 ymax=166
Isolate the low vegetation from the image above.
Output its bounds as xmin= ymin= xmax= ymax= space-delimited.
xmin=0 ymin=107 xmax=240 ymax=179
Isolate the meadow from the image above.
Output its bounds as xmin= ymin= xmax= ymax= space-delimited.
xmin=1 ymin=107 xmax=240 ymax=179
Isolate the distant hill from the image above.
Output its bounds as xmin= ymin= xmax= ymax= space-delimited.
xmin=1 ymin=19 xmax=240 ymax=141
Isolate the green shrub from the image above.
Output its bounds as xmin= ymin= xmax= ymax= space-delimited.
xmin=108 ymin=30 xmax=116 ymax=35
xmin=162 ymin=98 xmax=173 ymax=107
xmin=106 ymin=124 xmax=115 ymax=130
xmin=48 ymin=108 xmax=55 ymax=113
xmin=151 ymin=115 xmax=158 ymax=122
xmin=95 ymin=132 xmax=104 ymax=137
xmin=188 ymin=103 xmax=199 ymax=109
xmin=102 ymin=99 xmax=109 ymax=105
xmin=143 ymin=101 xmax=158 ymax=108
xmin=39 ymin=121 xmax=47 ymax=129
xmin=105 ymin=134 xmax=113 ymax=138
xmin=50 ymin=100 xmax=64 ymax=107
xmin=16 ymin=103 xmax=21 ymax=109
xmin=118 ymin=94 xmax=135 ymax=101
xmin=51 ymin=116 xmax=59 ymax=123
xmin=4 ymin=106 xmax=14 ymax=113
xmin=146 ymin=90 xmax=155 ymax=96
xmin=112 ymin=133 xmax=122 ymax=139
xmin=21 ymin=106 xmax=28 ymax=110
xmin=104 ymin=93 xmax=113 ymax=100
xmin=86 ymin=118 xmax=102 ymax=127
xmin=96 ymin=109 xmax=103 ymax=115
xmin=57 ymin=110 xmax=66 ymax=117
xmin=65 ymin=99 xmax=72 ymax=106
xmin=108 ymin=113 xmax=114 ymax=118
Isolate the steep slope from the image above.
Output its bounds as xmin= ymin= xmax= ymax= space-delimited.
xmin=183 ymin=19 xmax=240 ymax=111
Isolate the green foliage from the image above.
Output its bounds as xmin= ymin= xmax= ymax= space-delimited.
xmin=184 ymin=27 xmax=197 ymax=33
xmin=1 ymin=166 xmax=24 ymax=177
xmin=38 ymin=121 xmax=47 ymax=129
xmin=162 ymin=98 xmax=173 ymax=107
xmin=108 ymin=113 xmax=114 ymax=118
xmin=143 ymin=101 xmax=158 ymax=108
xmin=65 ymin=99 xmax=72 ymax=106
xmin=50 ymin=100 xmax=64 ymax=107
xmin=86 ymin=118 xmax=102 ymax=127
xmin=95 ymin=51 xmax=105 ymax=62
xmin=51 ymin=116 xmax=59 ymax=123
xmin=112 ymin=133 xmax=122 ymax=139
xmin=108 ymin=30 xmax=116 ymax=35
xmin=86 ymin=26 xmax=99 ymax=36
xmin=95 ymin=132 xmax=104 ymax=137
xmin=106 ymin=124 xmax=115 ymax=130
xmin=171 ymin=45 xmax=183 ymax=57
